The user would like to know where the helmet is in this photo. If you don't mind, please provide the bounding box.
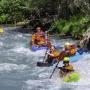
[63,60,69,64]
[63,57,70,64]
[64,57,70,61]
[65,42,70,46]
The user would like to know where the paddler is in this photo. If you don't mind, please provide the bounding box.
[45,46,59,64]
[63,42,77,56]
[36,26,45,36]
[31,27,44,46]
[31,26,48,46]
[58,57,74,77]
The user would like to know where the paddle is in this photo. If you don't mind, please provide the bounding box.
[49,51,65,79]
[42,32,51,62]
[49,60,60,79]
[43,47,48,62]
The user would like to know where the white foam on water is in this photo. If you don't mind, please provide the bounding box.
[66,53,90,86]
[11,45,46,57]
[0,42,3,47]
[23,53,90,90]
[24,77,63,90]
[0,63,29,72]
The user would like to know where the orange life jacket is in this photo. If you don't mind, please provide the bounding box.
[64,45,77,56]
[32,34,36,41]
[69,45,77,56]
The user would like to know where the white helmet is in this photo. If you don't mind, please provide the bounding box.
[65,42,70,46]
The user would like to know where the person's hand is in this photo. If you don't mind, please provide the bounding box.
[46,52,49,54]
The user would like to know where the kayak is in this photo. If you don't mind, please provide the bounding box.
[63,72,80,82]
[37,52,85,67]
[37,62,53,67]
[70,52,85,62]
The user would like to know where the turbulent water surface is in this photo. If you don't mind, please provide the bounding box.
[0,27,90,90]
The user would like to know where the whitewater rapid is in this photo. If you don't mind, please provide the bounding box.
[0,27,89,90]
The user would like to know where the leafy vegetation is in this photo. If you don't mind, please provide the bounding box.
[0,0,90,38]
[49,16,90,39]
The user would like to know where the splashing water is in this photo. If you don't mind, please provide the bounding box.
[0,27,89,90]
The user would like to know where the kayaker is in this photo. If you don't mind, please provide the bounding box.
[45,46,59,64]
[58,57,74,77]
[63,42,77,56]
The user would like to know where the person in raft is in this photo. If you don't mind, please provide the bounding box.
[36,26,45,36]
[62,42,77,56]
[31,26,46,46]
[31,26,51,47]
[58,57,74,77]
[45,46,59,64]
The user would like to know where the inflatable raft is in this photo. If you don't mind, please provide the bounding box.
[31,44,61,51]
[31,45,48,51]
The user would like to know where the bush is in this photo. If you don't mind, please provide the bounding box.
[0,14,8,23]
[48,15,90,39]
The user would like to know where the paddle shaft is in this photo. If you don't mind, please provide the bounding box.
[43,34,51,62]
[43,47,48,62]
[49,61,60,79]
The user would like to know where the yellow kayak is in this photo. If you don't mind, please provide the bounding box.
[0,28,4,33]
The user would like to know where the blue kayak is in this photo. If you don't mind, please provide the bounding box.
[70,52,85,62]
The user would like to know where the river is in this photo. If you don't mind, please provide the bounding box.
[0,27,90,90]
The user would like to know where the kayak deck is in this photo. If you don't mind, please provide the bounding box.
[37,62,53,67]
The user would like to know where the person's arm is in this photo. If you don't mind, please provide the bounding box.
[47,52,54,57]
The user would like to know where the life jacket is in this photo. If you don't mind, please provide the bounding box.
[31,34,40,46]
[35,35,42,41]
[64,45,77,56]
[40,36,46,42]
[69,45,77,56]
[53,51,59,58]
[64,64,74,71]
[48,50,59,59]
[32,34,36,41]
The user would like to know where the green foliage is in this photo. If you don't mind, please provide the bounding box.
[0,14,8,23]
[0,0,28,24]
[49,16,90,38]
